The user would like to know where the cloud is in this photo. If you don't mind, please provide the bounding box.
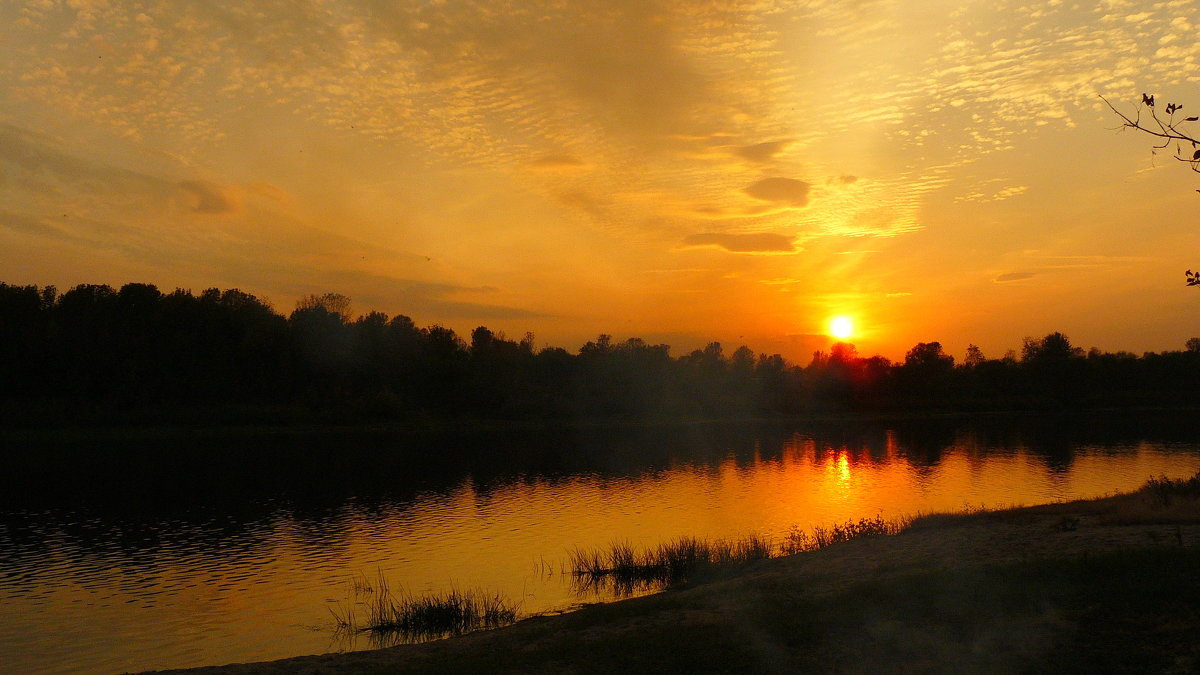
[0,209,61,236]
[247,182,289,202]
[528,154,588,170]
[734,140,791,163]
[295,269,548,321]
[781,333,842,364]
[990,254,1147,285]
[0,124,170,199]
[682,232,796,253]
[555,190,609,219]
[179,181,239,214]
[994,272,1037,282]
[359,0,714,145]
[744,178,811,207]
[1038,255,1149,268]
[414,299,546,320]
[0,208,196,265]
[955,184,1028,203]
[829,206,922,238]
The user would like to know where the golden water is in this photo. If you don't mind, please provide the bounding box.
[2,419,1198,673]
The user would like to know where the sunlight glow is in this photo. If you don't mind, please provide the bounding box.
[830,316,854,340]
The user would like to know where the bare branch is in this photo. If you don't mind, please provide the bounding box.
[1101,94,1200,173]
[1104,94,1200,287]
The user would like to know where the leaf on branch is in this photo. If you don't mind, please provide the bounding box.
[1187,117,1199,122]
[1143,93,1155,107]
[1192,149,1200,160]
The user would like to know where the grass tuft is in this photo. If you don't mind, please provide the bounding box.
[570,534,775,595]
[1143,471,1200,505]
[570,518,911,596]
[1088,470,1200,525]
[333,572,519,642]
[810,514,910,549]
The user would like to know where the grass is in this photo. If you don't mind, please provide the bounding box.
[570,534,775,595]
[783,513,911,553]
[569,469,1200,598]
[321,471,1200,662]
[1144,471,1200,505]
[765,546,1200,673]
[570,515,913,595]
[330,572,519,643]
[954,469,1200,529]
[328,547,1200,674]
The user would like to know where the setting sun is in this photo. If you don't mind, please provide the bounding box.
[830,316,854,340]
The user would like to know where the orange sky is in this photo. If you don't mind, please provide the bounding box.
[2,0,1198,363]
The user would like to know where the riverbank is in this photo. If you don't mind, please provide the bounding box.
[158,475,1200,674]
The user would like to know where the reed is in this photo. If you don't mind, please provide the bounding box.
[335,572,519,640]
[571,515,914,595]
[810,514,909,549]
[1143,471,1200,505]
[570,533,778,595]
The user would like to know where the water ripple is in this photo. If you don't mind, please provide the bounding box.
[2,423,1200,673]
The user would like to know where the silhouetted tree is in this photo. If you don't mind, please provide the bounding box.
[0,283,51,397]
[894,342,955,406]
[1020,332,1086,408]
[8,278,1200,423]
[1021,332,1080,362]
[465,326,535,415]
[296,292,352,319]
[289,293,354,396]
[964,344,985,368]
[418,325,468,411]
[904,342,954,371]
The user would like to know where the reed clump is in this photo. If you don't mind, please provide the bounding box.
[781,515,911,555]
[572,515,914,595]
[332,573,518,641]
[1088,470,1200,526]
[570,534,775,595]
[1143,471,1200,506]
[810,514,910,549]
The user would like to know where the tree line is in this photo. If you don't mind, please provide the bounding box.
[2,281,1200,424]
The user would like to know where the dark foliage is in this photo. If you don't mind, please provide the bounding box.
[3,281,1200,424]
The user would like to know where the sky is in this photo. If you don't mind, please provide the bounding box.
[2,0,1199,364]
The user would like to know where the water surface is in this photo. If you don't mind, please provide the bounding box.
[2,413,1200,673]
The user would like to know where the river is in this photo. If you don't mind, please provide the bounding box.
[2,413,1199,673]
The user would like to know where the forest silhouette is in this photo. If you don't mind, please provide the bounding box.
[3,281,1200,425]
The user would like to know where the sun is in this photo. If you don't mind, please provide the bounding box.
[829,316,854,340]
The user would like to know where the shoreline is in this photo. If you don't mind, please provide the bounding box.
[154,477,1200,674]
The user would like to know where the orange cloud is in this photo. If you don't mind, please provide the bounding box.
[179,181,239,215]
[744,178,811,207]
[682,232,796,253]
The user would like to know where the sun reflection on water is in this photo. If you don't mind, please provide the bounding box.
[2,421,1200,673]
